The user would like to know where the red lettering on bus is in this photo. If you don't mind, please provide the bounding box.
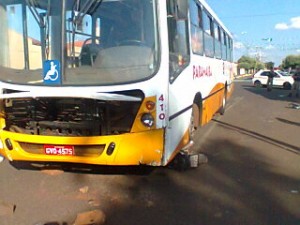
[193,65,212,79]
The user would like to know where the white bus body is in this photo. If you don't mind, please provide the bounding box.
[0,0,234,167]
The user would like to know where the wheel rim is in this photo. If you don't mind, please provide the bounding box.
[222,95,226,108]
[189,104,199,140]
[284,83,291,90]
[255,81,261,87]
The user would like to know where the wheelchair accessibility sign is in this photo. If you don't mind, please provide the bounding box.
[43,60,61,84]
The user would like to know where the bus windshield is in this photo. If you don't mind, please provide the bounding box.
[0,0,158,86]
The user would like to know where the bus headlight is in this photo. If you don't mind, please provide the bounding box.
[141,113,154,127]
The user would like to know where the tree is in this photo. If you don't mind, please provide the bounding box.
[238,56,256,66]
[238,62,251,71]
[281,54,300,69]
[256,62,265,70]
[238,55,263,73]
[265,61,274,69]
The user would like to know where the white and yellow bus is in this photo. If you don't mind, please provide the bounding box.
[0,0,234,167]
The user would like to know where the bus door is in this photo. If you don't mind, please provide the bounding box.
[164,0,193,165]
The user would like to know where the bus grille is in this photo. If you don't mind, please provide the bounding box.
[3,90,143,136]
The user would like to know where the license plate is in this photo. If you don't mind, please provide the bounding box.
[44,145,74,156]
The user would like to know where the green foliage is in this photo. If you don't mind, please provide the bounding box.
[281,55,300,69]
[256,62,265,70]
[238,56,256,66]
[238,55,265,72]
[238,62,251,70]
[265,62,274,69]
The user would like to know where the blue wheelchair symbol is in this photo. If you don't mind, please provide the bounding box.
[43,60,61,84]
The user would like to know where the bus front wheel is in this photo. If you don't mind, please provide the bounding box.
[219,89,227,115]
[189,103,200,140]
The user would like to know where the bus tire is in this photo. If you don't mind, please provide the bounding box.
[193,93,203,125]
[189,103,200,140]
[219,88,227,115]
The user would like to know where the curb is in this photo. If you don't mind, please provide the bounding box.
[234,74,252,79]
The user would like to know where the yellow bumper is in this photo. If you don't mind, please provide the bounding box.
[0,129,164,166]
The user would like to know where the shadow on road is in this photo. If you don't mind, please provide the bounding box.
[242,83,300,104]
[212,119,300,154]
[9,161,156,176]
[276,117,300,127]
[98,138,300,225]
[2,81,300,225]
[3,137,300,225]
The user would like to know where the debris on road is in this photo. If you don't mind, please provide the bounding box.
[289,102,300,109]
[73,210,106,225]
[168,152,209,170]
[79,186,89,194]
[88,199,101,207]
[0,201,16,216]
[198,153,208,164]
[290,190,299,194]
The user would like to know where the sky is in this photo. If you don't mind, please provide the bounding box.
[205,0,300,66]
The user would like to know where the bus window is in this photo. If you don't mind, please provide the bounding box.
[227,36,232,61]
[66,12,94,66]
[222,30,227,60]
[214,23,222,59]
[203,10,214,57]
[0,3,46,70]
[167,0,190,82]
[230,38,234,62]
[189,0,204,55]
[0,0,159,86]
[1,4,25,69]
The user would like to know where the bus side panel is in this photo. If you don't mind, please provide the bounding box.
[164,65,195,165]
[201,82,225,125]
[164,56,229,165]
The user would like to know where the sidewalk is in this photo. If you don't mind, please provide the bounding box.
[234,73,252,79]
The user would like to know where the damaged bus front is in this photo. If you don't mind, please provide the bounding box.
[0,0,167,166]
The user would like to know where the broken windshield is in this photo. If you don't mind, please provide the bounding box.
[0,0,158,86]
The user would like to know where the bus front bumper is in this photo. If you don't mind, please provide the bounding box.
[0,129,164,166]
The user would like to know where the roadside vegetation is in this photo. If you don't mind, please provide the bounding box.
[238,54,300,74]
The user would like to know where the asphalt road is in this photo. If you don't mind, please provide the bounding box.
[0,78,299,225]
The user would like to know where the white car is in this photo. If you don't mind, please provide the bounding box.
[252,70,294,89]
